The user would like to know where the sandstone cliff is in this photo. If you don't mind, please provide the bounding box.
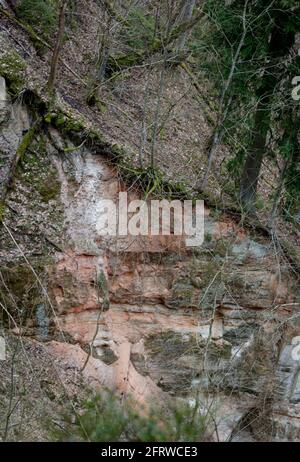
[1,0,300,442]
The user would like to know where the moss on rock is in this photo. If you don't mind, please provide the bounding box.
[17,132,61,202]
[0,50,26,96]
[0,257,52,324]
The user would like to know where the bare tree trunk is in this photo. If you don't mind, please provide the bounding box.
[176,0,196,54]
[47,0,67,95]
[150,63,166,169]
[239,13,296,213]
[279,118,300,221]
[87,14,112,106]
[202,0,249,188]
[139,70,151,168]
[269,158,289,228]
[239,98,270,213]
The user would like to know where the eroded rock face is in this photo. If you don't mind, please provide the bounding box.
[0,87,30,202]
[1,122,300,441]
[40,145,300,441]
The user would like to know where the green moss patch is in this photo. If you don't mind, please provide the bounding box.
[16,0,58,40]
[19,136,61,203]
[0,257,52,324]
[0,50,26,96]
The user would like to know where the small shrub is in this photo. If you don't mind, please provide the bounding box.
[16,0,58,39]
[53,391,209,442]
[119,8,156,52]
